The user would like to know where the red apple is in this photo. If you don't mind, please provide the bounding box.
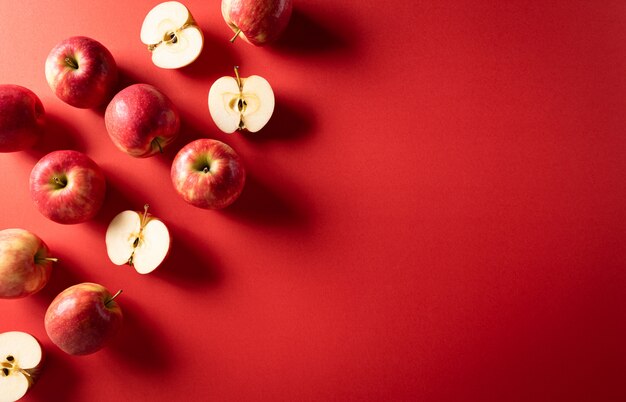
[30,150,106,224]
[0,228,56,299]
[222,0,293,46]
[105,84,180,157]
[0,85,45,152]
[171,139,245,209]
[45,36,118,109]
[45,283,123,356]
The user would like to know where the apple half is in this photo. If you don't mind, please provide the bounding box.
[105,205,171,274]
[208,66,275,133]
[140,1,204,69]
[0,331,43,402]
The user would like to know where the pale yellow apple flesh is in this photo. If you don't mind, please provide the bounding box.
[105,207,170,274]
[140,1,204,69]
[208,69,275,133]
[0,331,43,402]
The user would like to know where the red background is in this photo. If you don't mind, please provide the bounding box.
[1,0,625,401]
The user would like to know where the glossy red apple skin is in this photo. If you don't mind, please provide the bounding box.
[222,0,293,46]
[45,36,118,109]
[30,150,106,224]
[0,85,45,152]
[0,229,53,299]
[171,139,245,209]
[45,283,123,356]
[105,84,180,158]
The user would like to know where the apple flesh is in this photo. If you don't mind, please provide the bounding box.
[30,150,106,224]
[208,66,274,133]
[141,1,204,69]
[45,283,123,356]
[105,84,180,157]
[0,331,44,402]
[106,204,171,274]
[0,85,45,153]
[45,36,118,109]
[171,139,245,209]
[222,0,293,46]
[0,229,56,299]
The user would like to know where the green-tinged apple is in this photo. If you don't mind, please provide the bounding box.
[171,139,245,209]
[0,331,44,402]
[45,36,118,109]
[0,85,45,153]
[222,0,292,45]
[141,1,204,69]
[106,204,171,274]
[0,229,56,299]
[105,84,180,157]
[44,283,123,356]
[30,150,106,224]
[208,66,274,133]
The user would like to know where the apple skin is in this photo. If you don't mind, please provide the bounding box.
[30,150,106,224]
[0,229,54,299]
[0,85,45,152]
[171,139,245,209]
[105,84,180,157]
[222,0,293,46]
[45,36,118,109]
[45,283,123,356]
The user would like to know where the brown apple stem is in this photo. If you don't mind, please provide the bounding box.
[153,138,163,153]
[230,28,242,43]
[64,57,79,69]
[141,204,150,228]
[44,257,59,262]
[53,177,66,187]
[105,289,123,306]
[234,65,242,90]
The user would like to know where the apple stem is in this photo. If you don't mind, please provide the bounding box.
[153,138,163,154]
[234,66,242,90]
[44,257,59,262]
[230,28,242,43]
[53,176,67,188]
[141,204,150,228]
[64,57,79,69]
[105,289,123,306]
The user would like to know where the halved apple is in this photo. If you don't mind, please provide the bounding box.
[140,1,204,69]
[208,66,275,133]
[105,205,171,274]
[0,331,43,402]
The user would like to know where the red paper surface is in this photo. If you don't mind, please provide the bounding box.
[1,1,625,401]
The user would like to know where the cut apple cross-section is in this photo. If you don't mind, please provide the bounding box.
[208,66,275,133]
[0,331,43,402]
[140,1,204,69]
[105,205,171,274]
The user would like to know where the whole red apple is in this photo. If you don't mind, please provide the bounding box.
[171,139,245,209]
[45,283,123,356]
[105,84,180,157]
[45,36,118,108]
[0,85,45,152]
[0,228,56,299]
[222,0,293,46]
[30,150,106,224]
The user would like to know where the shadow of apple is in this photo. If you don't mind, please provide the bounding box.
[104,297,167,374]
[269,9,356,56]
[27,347,81,402]
[241,93,316,144]
[24,112,87,160]
[154,224,224,290]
